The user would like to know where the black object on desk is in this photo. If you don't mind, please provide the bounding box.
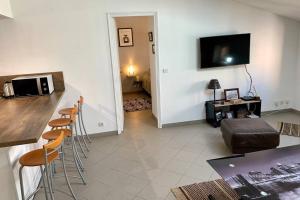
[241,96,256,101]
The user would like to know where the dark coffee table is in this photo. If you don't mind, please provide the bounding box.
[208,145,300,200]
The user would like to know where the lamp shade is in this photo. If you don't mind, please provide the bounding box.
[208,79,221,89]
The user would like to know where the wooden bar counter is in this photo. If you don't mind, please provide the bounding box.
[0,72,65,199]
[0,92,64,200]
[0,91,64,148]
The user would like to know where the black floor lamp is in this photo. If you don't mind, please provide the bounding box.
[208,79,221,104]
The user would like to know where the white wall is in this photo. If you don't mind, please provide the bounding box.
[296,35,300,111]
[0,0,299,131]
[0,0,12,18]
[0,0,118,133]
[116,16,151,93]
[147,17,158,118]
[157,2,300,124]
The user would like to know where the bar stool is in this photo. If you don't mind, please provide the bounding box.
[42,129,72,141]
[59,102,89,153]
[19,132,77,200]
[48,107,86,179]
[78,96,92,143]
[42,128,86,185]
[49,105,87,158]
[59,96,91,143]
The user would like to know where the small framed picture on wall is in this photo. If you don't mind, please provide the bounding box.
[148,32,153,42]
[118,28,134,47]
[152,44,155,54]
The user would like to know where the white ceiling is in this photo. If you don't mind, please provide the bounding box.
[235,0,300,21]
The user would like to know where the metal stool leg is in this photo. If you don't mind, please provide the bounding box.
[74,122,87,158]
[70,125,84,171]
[61,146,78,200]
[49,163,54,194]
[19,166,26,200]
[79,106,92,143]
[74,137,85,171]
[52,160,57,174]
[40,166,50,200]
[77,118,89,152]
[71,135,86,184]
[69,125,84,171]
[45,163,54,200]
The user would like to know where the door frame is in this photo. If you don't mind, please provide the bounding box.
[107,12,162,134]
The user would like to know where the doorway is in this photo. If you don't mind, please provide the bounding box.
[116,16,152,114]
[107,12,162,134]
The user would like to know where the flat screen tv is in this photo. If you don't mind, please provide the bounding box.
[200,33,250,68]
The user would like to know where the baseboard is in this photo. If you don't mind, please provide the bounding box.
[162,119,206,128]
[89,131,118,138]
[162,109,300,128]
[291,108,300,114]
[152,113,157,121]
[87,109,300,132]
[152,113,159,127]
[261,108,298,116]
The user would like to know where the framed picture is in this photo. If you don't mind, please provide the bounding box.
[152,44,155,54]
[224,88,240,101]
[148,32,153,41]
[118,28,134,47]
[225,111,234,119]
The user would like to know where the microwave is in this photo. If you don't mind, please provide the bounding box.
[12,74,54,97]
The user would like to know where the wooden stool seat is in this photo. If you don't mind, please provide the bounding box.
[48,118,72,127]
[42,129,72,140]
[59,107,73,116]
[19,149,59,167]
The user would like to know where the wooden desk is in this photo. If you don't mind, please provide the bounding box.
[0,92,64,147]
[205,99,262,127]
[214,100,261,108]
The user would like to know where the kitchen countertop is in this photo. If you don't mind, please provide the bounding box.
[0,91,64,148]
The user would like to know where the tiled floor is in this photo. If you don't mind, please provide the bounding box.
[34,110,300,200]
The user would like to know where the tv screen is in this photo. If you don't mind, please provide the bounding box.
[200,33,250,68]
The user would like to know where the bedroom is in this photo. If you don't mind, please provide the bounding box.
[116,16,155,116]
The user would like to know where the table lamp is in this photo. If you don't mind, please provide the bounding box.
[208,79,221,104]
[127,65,135,77]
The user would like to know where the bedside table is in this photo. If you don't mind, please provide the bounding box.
[133,80,142,88]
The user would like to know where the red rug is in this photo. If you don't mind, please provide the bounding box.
[123,98,151,112]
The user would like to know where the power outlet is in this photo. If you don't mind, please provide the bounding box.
[285,99,290,107]
[279,100,284,106]
[162,68,169,73]
[98,122,104,127]
[274,100,290,109]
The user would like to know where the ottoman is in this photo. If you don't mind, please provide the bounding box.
[221,118,280,154]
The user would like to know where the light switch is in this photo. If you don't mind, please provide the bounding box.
[162,69,168,73]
